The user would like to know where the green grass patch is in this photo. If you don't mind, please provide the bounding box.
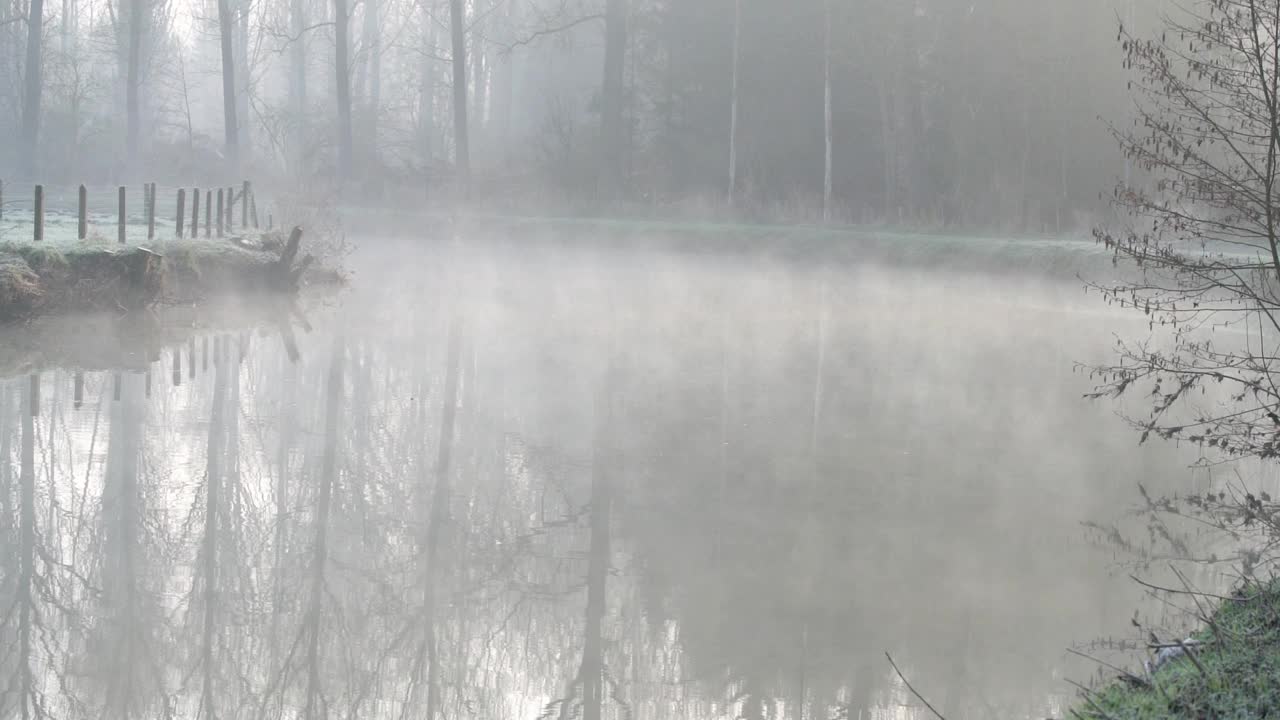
[1076,579,1280,719]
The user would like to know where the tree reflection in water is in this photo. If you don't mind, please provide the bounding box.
[0,242,1213,720]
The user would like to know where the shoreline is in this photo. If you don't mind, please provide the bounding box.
[0,228,343,324]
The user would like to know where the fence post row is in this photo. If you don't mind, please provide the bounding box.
[192,188,201,239]
[78,185,87,240]
[33,185,43,242]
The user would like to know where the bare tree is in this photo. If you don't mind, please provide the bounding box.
[821,0,832,223]
[727,0,741,207]
[449,0,470,194]
[1090,0,1280,459]
[124,0,144,167]
[219,0,242,173]
[598,0,626,195]
[336,0,354,179]
[20,0,45,174]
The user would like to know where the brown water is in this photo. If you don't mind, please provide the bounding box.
[0,234,1237,719]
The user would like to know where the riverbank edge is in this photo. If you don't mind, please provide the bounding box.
[0,232,343,322]
[1072,578,1280,718]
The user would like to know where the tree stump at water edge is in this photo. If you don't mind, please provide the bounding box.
[119,247,164,311]
[270,227,313,292]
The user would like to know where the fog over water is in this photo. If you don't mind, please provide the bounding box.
[0,232,1252,720]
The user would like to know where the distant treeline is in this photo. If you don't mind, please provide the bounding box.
[0,0,1152,230]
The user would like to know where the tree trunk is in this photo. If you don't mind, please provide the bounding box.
[449,0,470,194]
[822,0,832,224]
[238,0,251,156]
[418,0,437,170]
[289,0,306,170]
[421,315,461,720]
[362,0,380,167]
[492,0,515,166]
[727,0,741,206]
[304,336,343,718]
[335,0,354,179]
[599,0,627,196]
[200,338,230,719]
[125,0,143,167]
[20,0,45,174]
[218,0,240,174]
[580,365,614,720]
[17,377,36,718]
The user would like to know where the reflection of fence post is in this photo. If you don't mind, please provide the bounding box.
[205,190,212,237]
[176,188,187,237]
[33,185,43,241]
[78,185,87,240]
[147,183,156,239]
[192,188,201,238]
[242,180,250,227]
[117,186,126,244]
[217,189,224,237]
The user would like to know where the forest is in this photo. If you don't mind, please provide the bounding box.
[1,0,1145,230]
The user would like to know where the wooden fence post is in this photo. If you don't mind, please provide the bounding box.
[33,185,43,241]
[192,188,200,238]
[226,186,234,231]
[117,186,126,244]
[78,185,87,240]
[147,183,156,239]
[242,180,249,227]
[172,346,181,386]
[216,189,224,237]
[250,190,259,229]
[73,372,84,409]
[176,188,187,237]
[205,190,212,237]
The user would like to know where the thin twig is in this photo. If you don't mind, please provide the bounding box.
[1065,679,1120,720]
[1066,648,1150,688]
[884,652,946,720]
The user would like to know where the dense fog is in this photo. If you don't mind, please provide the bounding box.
[8,0,1280,717]
[0,239,1234,720]
[2,0,1151,228]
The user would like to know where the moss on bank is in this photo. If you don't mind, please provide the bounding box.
[1075,579,1280,719]
[0,234,341,322]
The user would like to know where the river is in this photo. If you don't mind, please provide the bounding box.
[0,228,1236,719]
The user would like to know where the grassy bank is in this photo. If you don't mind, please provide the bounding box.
[0,231,341,322]
[1074,579,1280,719]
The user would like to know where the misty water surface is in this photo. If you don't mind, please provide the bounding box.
[0,233,1229,719]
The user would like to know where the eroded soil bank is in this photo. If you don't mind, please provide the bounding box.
[0,230,341,323]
